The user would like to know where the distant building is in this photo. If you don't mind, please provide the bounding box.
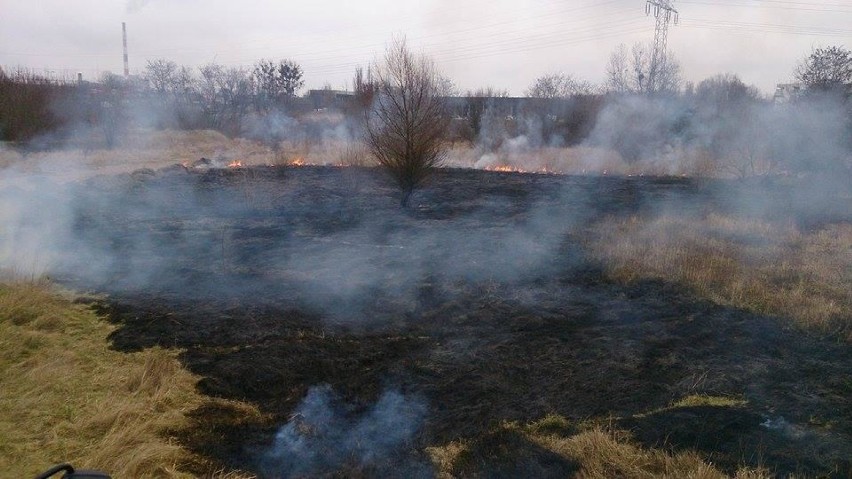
[307,89,355,110]
[773,83,802,103]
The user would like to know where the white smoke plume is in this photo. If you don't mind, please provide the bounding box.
[259,385,430,478]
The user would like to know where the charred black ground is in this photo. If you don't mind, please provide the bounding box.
[44,165,851,477]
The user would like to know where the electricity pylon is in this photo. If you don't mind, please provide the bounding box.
[645,0,678,93]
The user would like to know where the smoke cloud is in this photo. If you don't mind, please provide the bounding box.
[1,74,849,322]
[448,90,850,179]
[0,134,590,324]
[259,385,430,478]
[126,0,153,14]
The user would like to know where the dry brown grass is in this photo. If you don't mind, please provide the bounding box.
[0,129,375,181]
[0,279,257,478]
[444,143,724,177]
[445,144,624,174]
[427,416,771,479]
[2,127,727,181]
[586,214,852,340]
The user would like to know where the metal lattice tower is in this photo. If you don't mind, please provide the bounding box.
[645,0,678,92]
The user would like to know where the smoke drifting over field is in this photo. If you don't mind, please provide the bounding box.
[0,161,589,323]
[0,84,850,314]
[461,92,851,178]
[260,385,429,478]
[0,84,850,478]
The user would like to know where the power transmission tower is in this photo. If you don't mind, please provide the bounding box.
[645,0,678,93]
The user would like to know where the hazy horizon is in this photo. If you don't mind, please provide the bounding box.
[2,0,850,96]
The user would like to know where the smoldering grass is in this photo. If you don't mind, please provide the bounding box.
[260,384,430,478]
[1,129,373,181]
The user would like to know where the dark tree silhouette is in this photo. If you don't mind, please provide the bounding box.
[252,59,304,111]
[365,38,450,207]
[795,46,852,94]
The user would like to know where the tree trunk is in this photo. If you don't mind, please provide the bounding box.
[400,188,414,208]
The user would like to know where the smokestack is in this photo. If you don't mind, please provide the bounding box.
[122,22,129,78]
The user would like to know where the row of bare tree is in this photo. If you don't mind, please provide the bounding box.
[526,43,850,99]
[139,58,305,134]
[1,39,849,207]
[2,41,846,143]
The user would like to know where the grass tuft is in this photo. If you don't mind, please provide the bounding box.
[670,395,747,409]
[428,417,772,478]
[0,280,255,478]
[587,215,852,340]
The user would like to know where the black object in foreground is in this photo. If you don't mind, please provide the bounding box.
[34,464,111,479]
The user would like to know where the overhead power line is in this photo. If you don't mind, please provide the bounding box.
[680,0,852,13]
[2,0,850,82]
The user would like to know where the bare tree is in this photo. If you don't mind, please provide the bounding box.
[98,72,127,148]
[170,65,196,126]
[353,66,378,110]
[463,87,511,142]
[467,87,510,98]
[524,74,597,147]
[725,117,771,178]
[436,74,458,97]
[277,60,304,97]
[691,74,771,176]
[172,66,194,94]
[653,50,682,94]
[606,44,632,93]
[143,59,198,128]
[196,63,253,135]
[605,42,681,94]
[197,63,225,127]
[252,59,304,111]
[695,73,761,107]
[634,43,681,94]
[144,59,179,94]
[795,46,852,94]
[365,37,450,207]
[526,73,595,98]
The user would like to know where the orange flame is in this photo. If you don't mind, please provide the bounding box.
[485,164,556,175]
[228,160,244,168]
[289,157,306,166]
[486,165,521,173]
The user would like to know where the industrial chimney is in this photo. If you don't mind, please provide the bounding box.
[122,22,129,78]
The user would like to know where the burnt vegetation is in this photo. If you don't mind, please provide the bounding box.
[7,164,844,478]
[1,39,852,479]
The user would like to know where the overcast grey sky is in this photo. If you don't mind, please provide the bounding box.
[1,0,850,95]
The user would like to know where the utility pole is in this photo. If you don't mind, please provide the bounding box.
[122,22,129,78]
[645,0,678,93]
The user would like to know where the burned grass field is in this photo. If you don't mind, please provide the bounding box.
[9,164,851,477]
